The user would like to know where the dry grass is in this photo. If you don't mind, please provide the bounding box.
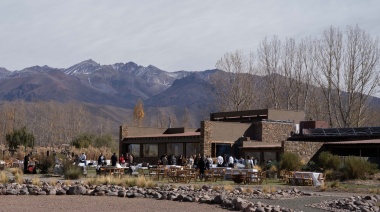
[262,185,277,194]
[244,187,253,194]
[9,168,23,175]
[369,188,380,194]
[319,183,327,192]
[223,185,234,192]
[270,186,277,193]
[212,185,221,191]
[50,180,57,186]
[135,176,155,188]
[0,171,9,183]
[64,180,73,186]
[193,184,201,190]
[253,165,262,172]
[13,172,24,184]
[84,175,156,188]
[329,180,340,188]
[31,177,41,186]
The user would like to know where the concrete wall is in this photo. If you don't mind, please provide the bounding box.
[284,141,324,163]
[206,121,253,141]
[268,109,305,125]
[201,121,253,157]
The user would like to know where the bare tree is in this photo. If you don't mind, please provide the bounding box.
[314,25,380,127]
[258,36,282,109]
[211,50,257,111]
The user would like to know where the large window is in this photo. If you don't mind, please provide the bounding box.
[264,152,277,162]
[129,144,140,157]
[186,143,200,157]
[143,144,158,157]
[216,144,231,157]
[167,143,183,156]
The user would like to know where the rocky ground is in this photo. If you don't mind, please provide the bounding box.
[1,179,378,212]
[1,171,379,212]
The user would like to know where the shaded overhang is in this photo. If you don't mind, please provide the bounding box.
[240,141,283,149]
[324,139,380,147]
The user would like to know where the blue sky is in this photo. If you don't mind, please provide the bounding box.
[1,0,379,72]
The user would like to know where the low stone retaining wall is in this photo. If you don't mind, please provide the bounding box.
[12,179,380,212]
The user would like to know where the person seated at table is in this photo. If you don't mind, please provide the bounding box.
[181,156,188,166]
[245,156,253,169]
[188,155,194,167]
[228,155,234,168]
[170,154,176,165]
[129,154,134,166]
[238,156,245,165]
[206,155,213,168]
[111,153,118,166]
[119,154,125,165]
[217,155,224,167]
[178,154,184,166]
[161,155,168,165]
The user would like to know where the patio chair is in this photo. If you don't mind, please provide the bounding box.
[148,168,159,180]
[204,170,214,182]
[213,168,225,182]
[302,174,313,186]
[286,171,295,185]
[246,171,259,185]
[185,168,198,182]
[258,171,267,184]
[158,167,168,181]
[167,167,178,183]
[176,170,190,183]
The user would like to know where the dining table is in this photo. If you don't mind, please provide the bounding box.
[293,171,323,186]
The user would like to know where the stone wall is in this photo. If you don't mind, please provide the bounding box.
[201,121,212,157]
[119,125,129,155]
[284,141,324,163]
[262,122,293,143]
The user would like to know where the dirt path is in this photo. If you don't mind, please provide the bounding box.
[0,196,227,212]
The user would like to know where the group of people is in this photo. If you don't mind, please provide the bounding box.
[157,153,261,179]
[216,154,259,168]
[97,152,134,167]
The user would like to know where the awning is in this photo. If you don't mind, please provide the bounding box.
[240,141,282,149]
[324,139,380,146]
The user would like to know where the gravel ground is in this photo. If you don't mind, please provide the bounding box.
[248,191,370,212]
[0,196,227,212]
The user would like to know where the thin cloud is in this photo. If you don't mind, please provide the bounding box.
[0,0,379,71]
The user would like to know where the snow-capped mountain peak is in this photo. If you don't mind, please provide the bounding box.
[64,59,101,76]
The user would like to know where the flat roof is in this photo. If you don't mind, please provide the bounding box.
[324,139,380,145]
[125,132,201,139]
[240,141,282,148]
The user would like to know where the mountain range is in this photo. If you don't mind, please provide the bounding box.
[0,60,219,128]
[2,59,380,134]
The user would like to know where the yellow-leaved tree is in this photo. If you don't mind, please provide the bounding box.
[133,98,145,127]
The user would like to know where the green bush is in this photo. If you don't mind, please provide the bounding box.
[318,151,341,170]
[62,158,82,180]
[279,152,303,171]
[36,154,55,174]
[302,160,320,172]
[71,133,94,148]
[342,156,379,179]
[324,169,344,181]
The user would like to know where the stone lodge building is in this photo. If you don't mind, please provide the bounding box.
[119,109,306,164]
